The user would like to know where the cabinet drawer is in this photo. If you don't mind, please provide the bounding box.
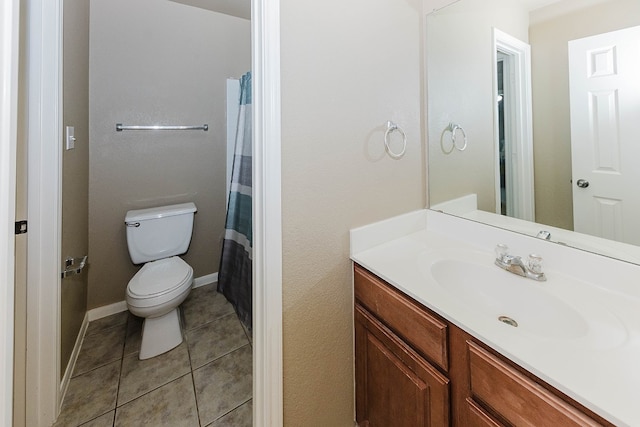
[354,264,448,371]
[465,398,504,427]
[467,341,602,426]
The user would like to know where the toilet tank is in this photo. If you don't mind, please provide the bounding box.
[125,202,197,264]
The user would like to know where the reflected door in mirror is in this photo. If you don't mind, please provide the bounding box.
[569,25,640,245]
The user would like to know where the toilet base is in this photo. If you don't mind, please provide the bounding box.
[139,307,183,360]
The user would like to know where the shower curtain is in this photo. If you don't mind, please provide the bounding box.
[218,72,252,329]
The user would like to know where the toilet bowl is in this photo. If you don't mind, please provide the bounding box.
[126,256,193,359]
[124,202,197,360]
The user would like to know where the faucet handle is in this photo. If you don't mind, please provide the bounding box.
[536,230,552,240]
[528,254,544,274]
[495,244,509,261]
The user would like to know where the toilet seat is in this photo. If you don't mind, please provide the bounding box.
[126,256,193,309]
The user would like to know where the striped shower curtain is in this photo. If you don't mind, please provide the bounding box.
[218,72,252,329]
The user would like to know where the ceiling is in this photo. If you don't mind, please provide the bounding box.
[528,0,613,24]
[169,0,251,20]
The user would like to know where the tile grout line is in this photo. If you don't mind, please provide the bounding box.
[62,314,125,427]
[114,309,198,413]
[115,353,193,408]
[67,288,250,427]
[185,310,238,334]
[186,310,238,334]
[111,313,131,426]
[70,356,122,381]
[209,397,253,425]
[190,341,250,372]
[70,321,128,380]
[113,373,195,421]
[183,310,204,427]
[189,334,253,426]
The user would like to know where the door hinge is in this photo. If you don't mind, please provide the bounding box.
[15,220,27,235]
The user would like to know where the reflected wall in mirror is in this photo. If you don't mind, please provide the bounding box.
[427,0,640,264]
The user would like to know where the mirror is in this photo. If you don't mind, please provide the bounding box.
[427,0,640,264]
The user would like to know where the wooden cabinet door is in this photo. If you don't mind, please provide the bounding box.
[355,305,449,427]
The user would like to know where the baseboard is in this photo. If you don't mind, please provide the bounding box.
[87,300,128,322]
[59,312,89,411]
[193,272,218,288]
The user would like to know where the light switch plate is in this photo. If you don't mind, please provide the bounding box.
[65,126,75,150]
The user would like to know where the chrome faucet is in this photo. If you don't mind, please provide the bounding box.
[494,244,546,281]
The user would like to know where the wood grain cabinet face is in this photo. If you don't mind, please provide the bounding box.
[465,398,505,427]
[467,341,604,427]
[353,264,614,427]
[355,306,450,427]
[354,265,448,370]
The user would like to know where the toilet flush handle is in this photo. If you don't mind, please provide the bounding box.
[126,222,141,227]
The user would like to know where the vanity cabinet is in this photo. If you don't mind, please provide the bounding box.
[354,265,450,426]
[354,264,614,427]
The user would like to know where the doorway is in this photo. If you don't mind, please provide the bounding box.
[22,0,283,425]
[497,54,508,215]
[493,28,535,222]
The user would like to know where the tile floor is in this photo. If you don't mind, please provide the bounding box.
[54,284,253,427]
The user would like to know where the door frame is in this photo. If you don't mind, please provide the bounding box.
[252,0,284,425]
[492,28,535,221]
[24,0,63,424]
[0,0,19,425]
[25,0,283,425]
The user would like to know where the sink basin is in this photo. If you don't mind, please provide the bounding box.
[428,257,590,340]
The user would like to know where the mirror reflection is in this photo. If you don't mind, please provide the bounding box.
[427,0,640,264]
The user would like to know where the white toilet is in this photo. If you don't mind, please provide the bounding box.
[124,202,197,360]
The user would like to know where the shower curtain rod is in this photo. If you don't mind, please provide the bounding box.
[116,123,209,131]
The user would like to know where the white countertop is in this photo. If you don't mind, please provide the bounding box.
[350,209,640,426]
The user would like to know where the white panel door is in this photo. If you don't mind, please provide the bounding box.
[569,25,640,245]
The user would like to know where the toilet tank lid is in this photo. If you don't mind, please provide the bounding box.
[125,202,197,223]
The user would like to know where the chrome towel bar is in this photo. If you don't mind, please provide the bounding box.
[116,123,208,132]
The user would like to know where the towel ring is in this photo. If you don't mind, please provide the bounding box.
[384,121,407,159]
[452,124,468,151]
[440,123,468,154]
[440,126,455,155]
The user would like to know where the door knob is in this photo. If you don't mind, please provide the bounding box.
[576,179,589,188]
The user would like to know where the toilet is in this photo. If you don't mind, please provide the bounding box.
[124,202,197,359]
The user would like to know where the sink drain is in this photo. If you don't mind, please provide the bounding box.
[498,316,518,327]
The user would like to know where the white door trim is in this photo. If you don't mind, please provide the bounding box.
[26,0,283,425]
[252,0,284,424]
[493,28,535,221]
[25,0,63,424]
[0,0,19,425]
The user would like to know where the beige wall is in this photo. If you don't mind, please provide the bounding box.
[280,0,425,424]
[88,0,250,308]
[60,0,90,376]
[530,0,640,229]
[426,0,530,212]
